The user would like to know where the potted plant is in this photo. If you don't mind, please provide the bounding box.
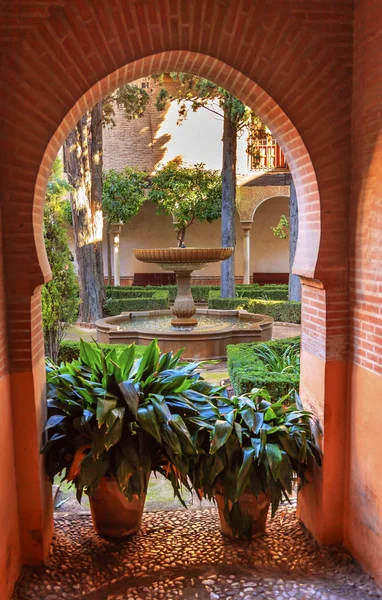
[190,388,321,539]
[42,339,223,537]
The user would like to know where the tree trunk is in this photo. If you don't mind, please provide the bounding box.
[63,104,105,323]
[288,177,301,301]
[220,110,237,297]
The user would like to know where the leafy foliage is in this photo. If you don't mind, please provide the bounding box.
[272,214,289,239]
[148,160,222,246]
[102,168,148,224]
[103,84,151,128]
[227,338,300,397]
[42,340,225,504]
[190,387,320,538]
[208,296,301,324]
[254,341,300,376]
[42,158,80,361]
[58,341,146,364]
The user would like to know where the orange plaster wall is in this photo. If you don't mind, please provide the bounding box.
[345,364,382,587]
[297,351,348,545]
[9,358,53,566]
[0,375,21,600]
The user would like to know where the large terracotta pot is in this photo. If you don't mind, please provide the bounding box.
[89,476,147,538]
[215,486,270,539]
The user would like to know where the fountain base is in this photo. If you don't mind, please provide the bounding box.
[96,309,274,360]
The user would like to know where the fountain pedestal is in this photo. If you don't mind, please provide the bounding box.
[167,265,199,327]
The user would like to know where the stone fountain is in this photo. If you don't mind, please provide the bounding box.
[133,247,234,328]
[96,247,274,359]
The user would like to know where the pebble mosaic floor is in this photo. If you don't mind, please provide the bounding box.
[14,501,381,600]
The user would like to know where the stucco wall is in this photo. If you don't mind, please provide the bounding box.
[0,214,21,600]
[250,197,289,273]
[345,0,382,586]
[68,199,289,280]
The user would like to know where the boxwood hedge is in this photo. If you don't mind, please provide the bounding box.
[227,336,300,397]
[208,294,301,324]
[103,290,169,316]
[106,284,288,304]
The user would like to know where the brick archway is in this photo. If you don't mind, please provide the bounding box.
[0,3,354,592]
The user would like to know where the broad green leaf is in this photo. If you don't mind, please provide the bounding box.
[241,407,255,430]
[137,405,161,443]
[264,407,277,421]
[237,447,255,497]
[119,380,139,418]
[104,416,124,450]
[79,340,101,370]
[135,339,160,381]
[161,422,182,455]
[210,420,233,455]
[150,395,172,423]
[118,344,136,380]
[234,422,242,444]
[115,453,133,492]
[44,414,68,430]
[170,414,196,454]
[266,443,283,480]
[96,398,117,428]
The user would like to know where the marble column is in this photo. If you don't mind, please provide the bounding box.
[241,220,253,284]
[112,224,122,286]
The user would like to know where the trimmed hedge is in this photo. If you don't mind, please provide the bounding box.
[209,297,246,310]
[103,290,169,316]
[246,299,301,323]
[106,284,288,304]
[209,288,288,302]
[58,340,146,363]
[208,295,301,324]
[227,336,300,397]
[106,287,159,299]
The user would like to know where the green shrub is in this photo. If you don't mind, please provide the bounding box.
[103,290,169,316]
[106,287,158,299]
[208,293,301,324]
[105,284,288,305]
[209,287,288,302]
[209,297,247,310]
[227,337,300,396]
[236,288,288,300]
[245,299,301,323]
[58,340,146,363]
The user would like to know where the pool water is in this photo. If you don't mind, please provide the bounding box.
[118,314,256,333]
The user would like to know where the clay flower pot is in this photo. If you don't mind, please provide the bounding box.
[215,485,270,539]
[89,476,147,538]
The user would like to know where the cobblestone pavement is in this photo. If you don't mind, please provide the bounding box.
[14,502,381,600]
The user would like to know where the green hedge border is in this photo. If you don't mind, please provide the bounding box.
[106,283,288,304]
[208,295,301,324]
[58,340,146,363]
[103,290,169,316]
[227,336,300,397]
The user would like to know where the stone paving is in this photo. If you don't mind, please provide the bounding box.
[14,501,381,600]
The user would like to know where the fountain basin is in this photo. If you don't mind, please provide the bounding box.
[96,309,273,360]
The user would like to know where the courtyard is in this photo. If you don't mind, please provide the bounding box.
[1,1,382,600]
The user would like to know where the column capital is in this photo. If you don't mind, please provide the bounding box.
[240,220,253,232]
